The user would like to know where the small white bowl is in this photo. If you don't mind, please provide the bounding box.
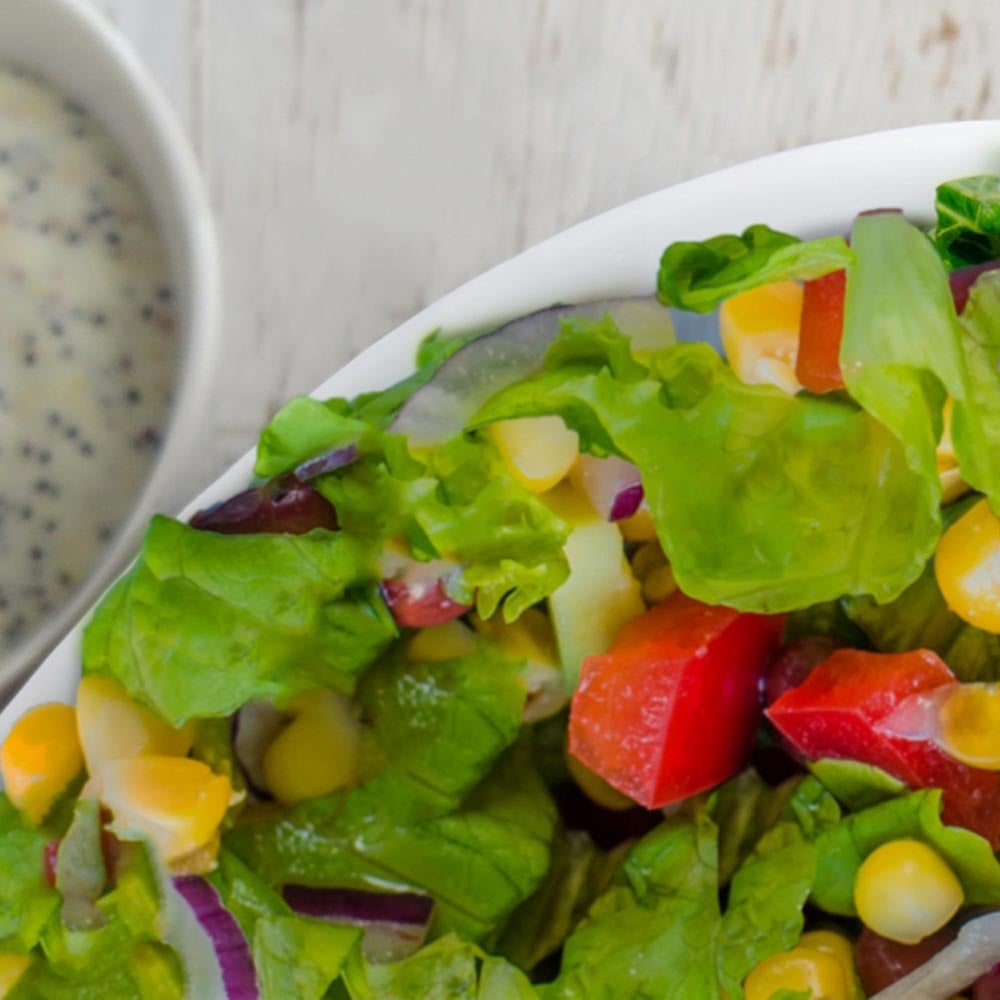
[3,121,1000,740]
[0,0,220,700]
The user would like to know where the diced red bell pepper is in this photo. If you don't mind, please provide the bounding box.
[767,648,1000,847]
[796,269,847,394]
[568,592,785,809]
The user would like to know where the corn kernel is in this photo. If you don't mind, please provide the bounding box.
[263,691,361,806]
[854,839,963,944]
[0,954,30,997]
[408,621,477,662]
[744,946,849,1000]
[101,756,231,863]
[720,281,804,395]
[618,505,659,542]
[0,703,83,825]
[76,677,195,780]
[798,930,861,999]
[938,683,1000,769]
[642,564,678,605]
[935,497,1000,633]
[565,747,635,811]
[488,416,579,493]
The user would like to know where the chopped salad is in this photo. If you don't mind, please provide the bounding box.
[7,176,1000,999]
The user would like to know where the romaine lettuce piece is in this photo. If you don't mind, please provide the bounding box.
[932,175,1000,267]
[82,516,397,725]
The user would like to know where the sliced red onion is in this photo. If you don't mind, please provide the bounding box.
[378,553,472,628]
[174,876,259,1000]
[392,297,675,447]
[232,700,290,799]
[871,912,1000,1000]
[294,443,359,482]
[570,454,643,521]
[190,475,338,535]
[283,886,433,962]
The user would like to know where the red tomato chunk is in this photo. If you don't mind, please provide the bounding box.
[568,592,784,809]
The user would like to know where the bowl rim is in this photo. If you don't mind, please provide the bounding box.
[4,118,1000,728]
[0,0,221,701]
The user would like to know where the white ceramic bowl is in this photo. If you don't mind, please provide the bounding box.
[3,121,1000,743]
[0,0,220,701]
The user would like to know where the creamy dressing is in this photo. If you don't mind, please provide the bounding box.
[0,67,176,653]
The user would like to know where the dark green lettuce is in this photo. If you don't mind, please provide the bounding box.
[931,175,1000,267]
[657,224,852,313]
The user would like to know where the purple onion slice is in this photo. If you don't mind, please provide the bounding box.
[190,475,338,535]
[570,454,644,522]
[294,443,359,482]
[283,885,433,963]
[232,700,290,799]
[392,297,675,447]
[174,877,259,1000]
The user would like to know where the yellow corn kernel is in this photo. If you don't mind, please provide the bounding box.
[0,703,83,825]
[488,416,579,493]
[798,930,861,999]
[0,954,30,997]
[936,497,1000,633]
[629,541,666,581]
[408,621,477,662]
[76,677,195,780]
[643,564,678,605]
[938,683,1000,769]
[565,748,635,812]
[618,505,659,543]
[101,756,231,864]
[262,691,361,806]
[720,281,804,395]
[854,839,963,945]
[937,398,970,504]
[744,946,849,1000]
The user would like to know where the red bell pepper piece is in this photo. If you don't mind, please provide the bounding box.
[767,648,1000,847]
[796,269,847,394]
[568,592,785,809]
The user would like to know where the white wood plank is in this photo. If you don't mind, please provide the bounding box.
[80,0,1000,493]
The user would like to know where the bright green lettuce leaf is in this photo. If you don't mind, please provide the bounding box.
[954,270,1000,508]
[808,759,906,812]
[475,320,935,611]
[255,397,366,479]
[226,642,554,940]
[932,175,1000,267]
[540,811,722,999]
[341,935,539,1000]
[0,794,59,953]
[843,213,1000,522]
[809,788,1000,915]
[82,516,396,724]
[657,224,853,313]
[14,842,184,1000]
[716,821,816,1000]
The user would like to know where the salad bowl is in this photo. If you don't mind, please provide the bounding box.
[4,121,1000,999]
[4,119,1000,736]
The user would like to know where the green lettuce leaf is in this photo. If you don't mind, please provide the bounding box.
[808,759,906,812]
[657,224,853,313]
[226,640,555,940]
[808,788,1000,915]
[206,850,361,1000]
[255,397,366,479]
[475,319,934,611]
[0,795,59,953]
[82,516,396,725]
[932,175,1000,267]
[341,935,538,1000]
[13,842,184,1000]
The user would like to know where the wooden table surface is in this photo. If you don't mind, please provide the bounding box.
[86,0,1000,497]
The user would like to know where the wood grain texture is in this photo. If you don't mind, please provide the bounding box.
[84,0,1000,495]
